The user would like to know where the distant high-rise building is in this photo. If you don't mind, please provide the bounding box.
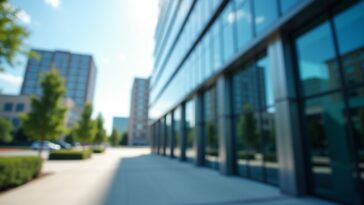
[128,78,149,145]
[112,117,128,134]
[21,49,97,107]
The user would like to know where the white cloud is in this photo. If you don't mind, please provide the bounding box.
[116,53,126,62]
[255,16,265,24]
[16,10,31,24]
[0,73,23,86]
[227,12,236,24]
[44,0,61,8]
[101,57,111,65]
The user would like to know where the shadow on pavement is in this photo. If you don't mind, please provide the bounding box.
[100,154,161,205]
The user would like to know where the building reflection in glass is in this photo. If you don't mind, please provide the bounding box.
[232,53,278,184]
[173,107,182,159]
[203,86,219,169]
[185,99,196,162]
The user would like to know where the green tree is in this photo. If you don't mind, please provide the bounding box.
[0,0,34,71]
[0,118,12,143]
[206,122,218,156]
[237,103,259,158]
[93,113,107,145]
[120,132,128,145]
[109,128,121,146]
[20,69,68,155]
[64,133,76,145]
[73,103,96,147]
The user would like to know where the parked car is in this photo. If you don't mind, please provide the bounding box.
[31,141,61,151]
[54,140,72,149]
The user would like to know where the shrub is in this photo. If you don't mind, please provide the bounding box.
[0,156,43,190]
[49,149,92,160]
[92,147,105,153]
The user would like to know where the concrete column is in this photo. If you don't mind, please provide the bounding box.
[217,75,235,175]
[180,103,187,161]
[195,94,205,166]
[170,112,175,158]
[269,35,306,195]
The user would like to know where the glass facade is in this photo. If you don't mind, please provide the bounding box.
[173,107,182,159]
[165,114,172,157]
[235,0,253,51]
[203,86,219,169]
[151,1,364,204]
[150,0,301,120]
[232,54,277,184]
[294,2,364,203]
[185,99,196,162]
[253,0,278,34]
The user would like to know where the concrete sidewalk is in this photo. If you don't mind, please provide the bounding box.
[0,148,336,205]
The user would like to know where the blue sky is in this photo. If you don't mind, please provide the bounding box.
[0,0,159,133]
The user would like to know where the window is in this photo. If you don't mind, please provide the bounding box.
[69,69,78,76]
[76,89,84,97]
[16,103,25,112]
[235,0,253,50]
[67,81,76,90]
[205,32,213,78]
[185,99,196,162]
[232,53,278,185]
[23,87,33,94]
[75,98,83,105]
[3,103,13,112]
[203,86,219,169]
[257,54,274,107]
[293,3,364,202]
[348,87,364,188]
[295,22,339,96]
[280,0,299,13]
[304,94,357,202]
[173,107,182,159]
[165,114,172,157]
[253,0,278,34]
[78,76,88,83]
[160,117,167,155]
[79,69,89,77]
[221,2,236,63]
[334,1,364,86]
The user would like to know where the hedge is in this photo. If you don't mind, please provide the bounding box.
[92,147,105,153]
[0,156,43,190]
[49,149,92,160]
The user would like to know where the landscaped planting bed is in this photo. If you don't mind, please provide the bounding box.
[92,147,105,153]
[49,149,92,160]
[0,156,43,190]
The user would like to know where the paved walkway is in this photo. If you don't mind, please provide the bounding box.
[0,148,336,205]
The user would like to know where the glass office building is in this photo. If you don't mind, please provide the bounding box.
[21,49,97,107]
[150,0,364,204]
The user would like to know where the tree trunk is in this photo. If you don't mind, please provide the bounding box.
[38,137,44,157]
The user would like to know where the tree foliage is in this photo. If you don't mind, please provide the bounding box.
[20,69,68,142]
[73,103,96,145]
[64,134,76,145]
[0,0,33,71]
[237,103,259,152]
[0,118,12,143]
[109,128,121,146]
[93,113,107,144]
